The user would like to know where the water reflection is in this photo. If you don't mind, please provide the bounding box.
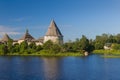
[0,55,120,80]
[0,57,44,80]
[42,57,60,80]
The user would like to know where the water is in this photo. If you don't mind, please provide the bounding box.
[0,55,120,80]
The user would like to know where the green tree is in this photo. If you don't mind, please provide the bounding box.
[73,38,80,51]
[7,39,13,53]
[36,45,43,51]
[13,43,20,53]
[29,42,36,49]
[43,40,53,50]
[79,35,89,51]
[115,34,120,44]
[0,44,8,55]
[43,40,62,53]
[88,39,95,52]
[111,43,120,50]
[20,41,28,53]
[28,42,37,53]
[106,35,116,43]
[51,44,61,53]
[62,41,74,52]
[94,34,109,49]
[95,42,103,50]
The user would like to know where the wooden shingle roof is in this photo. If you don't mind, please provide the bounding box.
[45,20,63,37]
[1,33,12,42]
[20,29,34,41]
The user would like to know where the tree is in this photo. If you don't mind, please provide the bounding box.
[88,39,95,52]
[7,39,13,53]
[73,38,80,51]
[95,42,103,50]
[20,41,28,53]
[51,44,61,53]
[36,45,43,51]
[111,43,120,50]
[115,34,120,44]
[0,44,8,55]
[79,35,89,51]
[62,41,74,52]
[13,43,20,53]
[43,40,53,50]
[29,42,36,49]
[106,35,116,43]
[43,40,63,53]
[94,34,109,50]
[28,42,37,53]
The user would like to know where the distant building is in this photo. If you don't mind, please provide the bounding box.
[35,37,44,45]
[44,20,63,44]
[18,29,35,44]
[0,33,13,44]
[104,43,112,50]
[0,20,63,45]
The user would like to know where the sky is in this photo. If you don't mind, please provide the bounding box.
[0,0,120,41]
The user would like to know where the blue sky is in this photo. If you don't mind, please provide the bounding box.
[0,0,120,41]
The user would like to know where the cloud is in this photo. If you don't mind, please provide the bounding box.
[0,25,22,36]
[0,32,21,35]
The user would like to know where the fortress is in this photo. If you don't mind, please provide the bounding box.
[0,20,63,45]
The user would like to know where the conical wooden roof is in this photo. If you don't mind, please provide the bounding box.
[45,20,63,37]
[20,29,34,41]
[1,33,12,42]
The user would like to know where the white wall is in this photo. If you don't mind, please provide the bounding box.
[44,36,63,44]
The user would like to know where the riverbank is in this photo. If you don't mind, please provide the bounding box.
[93,50,120,55]
[3,52,84,57]
[93,50,120,58]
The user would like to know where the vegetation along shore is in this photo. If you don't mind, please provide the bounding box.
[1,20,120,57]
[1,33,120,57]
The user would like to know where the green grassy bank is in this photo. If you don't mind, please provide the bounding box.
[4,52,84,57]
[93,50,120,58]
[93,50,120,55]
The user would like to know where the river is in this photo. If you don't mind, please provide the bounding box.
[0,55,120,80]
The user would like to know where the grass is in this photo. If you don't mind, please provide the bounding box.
[93,50,120,55]
[4,52,84,57]
[93,49,120,58]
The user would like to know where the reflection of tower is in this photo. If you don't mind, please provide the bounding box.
[42,58,59,80]
[44,20,63,44]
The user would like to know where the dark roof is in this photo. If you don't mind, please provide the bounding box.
[45,20,63,37]
[20,29,34,41]
[1,33,12,42]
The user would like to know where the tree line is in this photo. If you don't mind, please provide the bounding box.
[1,33,120,55]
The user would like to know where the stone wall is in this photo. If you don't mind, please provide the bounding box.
[44,36,63,44]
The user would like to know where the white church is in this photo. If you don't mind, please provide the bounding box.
[0,20,63,45]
